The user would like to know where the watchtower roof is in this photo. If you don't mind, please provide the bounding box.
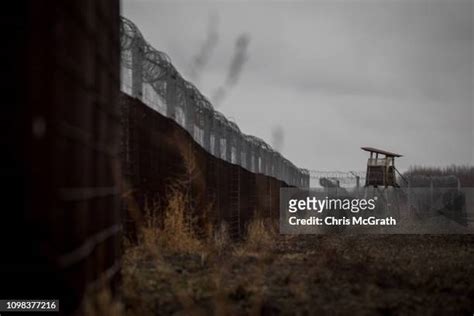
[361,147,402,157]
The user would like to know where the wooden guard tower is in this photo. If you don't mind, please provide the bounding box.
[361,147,402,188]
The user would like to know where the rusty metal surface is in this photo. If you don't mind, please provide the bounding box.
[1,1,121,313]
[121,93,290,239]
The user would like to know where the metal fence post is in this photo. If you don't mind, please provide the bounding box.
[280,160,284,183]
[185,95,195,137]
[257,148,262,174]
[235,133,241,165]
[166,76,177,119]
[274,155,280,181]
[225,127,232,162]
[250,143,255,172]
[221,124,227,160]
[290,165,294,185]
[240,137,247,168]
[287,165,292,185]
[202,110,211,152]
[260,148,266,174]
[214,120,221,158]
[246,141,253,172]
[131,39,144,99]
[266,151,272,176]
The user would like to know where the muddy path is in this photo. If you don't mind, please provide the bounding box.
[122,235,474,315]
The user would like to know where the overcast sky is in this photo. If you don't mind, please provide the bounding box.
[123,0,473,172]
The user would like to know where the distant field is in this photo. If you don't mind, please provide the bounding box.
[122,233,474,315]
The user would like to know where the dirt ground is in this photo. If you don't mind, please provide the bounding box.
[122,234,474,315]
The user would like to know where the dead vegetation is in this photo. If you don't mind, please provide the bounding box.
[119,141,474,315]
[120,180,474,315]
[118,164,474,315]
[233,217,278,258]
[120,173,280,315]
[120,185,474,315]
[149,188,203,254]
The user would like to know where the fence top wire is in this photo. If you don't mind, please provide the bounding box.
[120,16,309,186]
[309,170,366,186]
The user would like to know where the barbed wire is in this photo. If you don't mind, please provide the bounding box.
[309,170,366,187]
[120,17,309,187]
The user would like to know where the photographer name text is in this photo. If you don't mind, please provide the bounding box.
[286,196,397,227]
[288,216,397,226]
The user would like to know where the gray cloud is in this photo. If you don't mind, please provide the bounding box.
[123,0,473,171]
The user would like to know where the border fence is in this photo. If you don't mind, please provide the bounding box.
[4,5,473,314]
[121,94,287,238]
[309,170,366,188]
[119,17,310,188]
[2,1,121,314]
[4,8,310,314]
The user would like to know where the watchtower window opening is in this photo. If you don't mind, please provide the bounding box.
[361,147,402,188]
[367,157,394,167]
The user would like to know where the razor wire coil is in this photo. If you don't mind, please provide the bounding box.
[120,16,310,187]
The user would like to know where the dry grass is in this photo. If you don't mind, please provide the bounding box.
[121,190,474,316]
[121,172,210,315]
[212,222,231,254]
[121,202,280,315]
[156,188,203,254]
[124,191,204,262]
[130,136,209,256]
[120,138,284,314]
[235,217,278,255]
[121,191,207,315]
[118,146,474,315]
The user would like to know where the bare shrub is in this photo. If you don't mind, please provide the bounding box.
[131,188,204,256]
[212,222,231,253]
[132,134,209,255]
[159,187,204,253]
[235,217,278,255]
[248,217,278,246]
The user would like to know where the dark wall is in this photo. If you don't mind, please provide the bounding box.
[1,1,121,314]
[0,1,286,313]
[121,94,289,239]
